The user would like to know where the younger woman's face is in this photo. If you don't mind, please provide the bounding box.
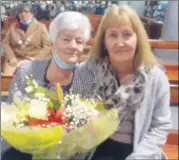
[105,24,137,65]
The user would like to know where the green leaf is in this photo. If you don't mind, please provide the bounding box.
[52,100,61,112]
[47,101,53,108]
[14,97,28,110]
[45,90,58,101]
[35,87,46,93]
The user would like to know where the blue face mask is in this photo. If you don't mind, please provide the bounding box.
[40,5,46,10]
[20,18,33,25]
[53,52,78,70]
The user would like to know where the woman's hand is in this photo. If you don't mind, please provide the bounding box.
[9,58,18,67]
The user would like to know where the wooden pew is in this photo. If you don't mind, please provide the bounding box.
[150,40,178,105]
[162,129,179,160]
[1,56,5,73]
[163,64,178,105]
[1,14,164,41]
[149,40,179,49]
[1,75,13,96]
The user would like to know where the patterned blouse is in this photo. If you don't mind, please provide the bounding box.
[7,58,75,103]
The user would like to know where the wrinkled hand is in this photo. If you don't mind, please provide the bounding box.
[9,58,18,67]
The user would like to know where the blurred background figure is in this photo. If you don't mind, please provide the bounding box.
[48,2,58,19]
[1,4,6,32]
[2,3,52,75]
[95,1,106,15]
[36,1,50,20]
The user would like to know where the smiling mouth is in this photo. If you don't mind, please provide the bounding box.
[114,51,128,54]
[66,53,78,56]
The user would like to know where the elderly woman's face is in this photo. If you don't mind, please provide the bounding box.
[54,29,84,64]
[104,24,137,64]
[18,8,34,22]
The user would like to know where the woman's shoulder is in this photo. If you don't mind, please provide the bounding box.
[18,58,51,77]
[77,57,97,72]
[35,19,47,29]
[148,65,170,93]
[150,65,169,83]
[74,58,97,84]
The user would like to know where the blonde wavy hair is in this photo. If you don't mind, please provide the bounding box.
[89,5,157,71]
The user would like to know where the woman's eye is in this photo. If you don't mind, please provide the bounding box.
[124,32,132,38]
[63,38,70,42]
[109,34,117,38]
[77,41,83,45]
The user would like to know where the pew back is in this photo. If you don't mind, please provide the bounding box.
[1,75,13,96]
[2,14,163,40]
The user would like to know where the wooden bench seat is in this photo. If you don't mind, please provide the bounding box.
[163,129,178,160]
[164,64,178,84]
[1,75,13,96]
[162,144,178,160]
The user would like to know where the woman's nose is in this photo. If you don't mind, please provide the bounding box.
[69,39,77,49]
[22,12,26,16]
[115,37,125,47]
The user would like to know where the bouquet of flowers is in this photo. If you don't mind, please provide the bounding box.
[1,76,120,159]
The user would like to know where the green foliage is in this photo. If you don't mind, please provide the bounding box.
[25,76,62,111]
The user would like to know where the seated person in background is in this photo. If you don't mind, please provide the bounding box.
[2,3,52,75]
[1,11,91,160]
[36,1,50,20]
[1,4,6,32]
[1,19,3,32]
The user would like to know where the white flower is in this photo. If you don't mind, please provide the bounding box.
[34,93,45,98]
[28,99,48,120]
[32,79,38,88]
[25,86,34,93]
[1,112,9,122]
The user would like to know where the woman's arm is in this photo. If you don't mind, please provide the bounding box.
[3,26,17,63]
[7,65,26,104]
[126,72,172,159]
[39,23,52,58]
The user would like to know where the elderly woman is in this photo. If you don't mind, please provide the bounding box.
[73,5,172,160]
[2,3,52,75]
[1,11,91,160]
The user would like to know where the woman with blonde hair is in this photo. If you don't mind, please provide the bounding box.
[73,5,171,160]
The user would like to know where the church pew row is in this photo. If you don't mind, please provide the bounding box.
[2,14,163,40]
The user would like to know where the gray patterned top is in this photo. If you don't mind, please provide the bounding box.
[7,58,52,103]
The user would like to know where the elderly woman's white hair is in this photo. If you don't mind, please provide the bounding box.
[49,11,91,43]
